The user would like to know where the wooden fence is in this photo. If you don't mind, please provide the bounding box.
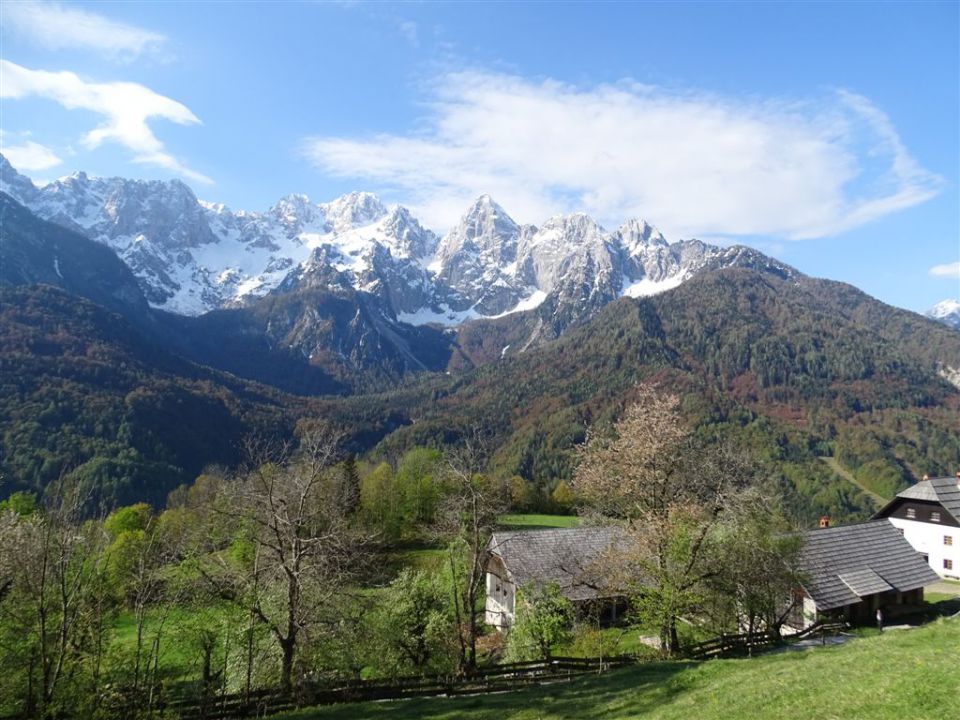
[687,620,849,660]
[686,629,779,659]
[162,655,637,720]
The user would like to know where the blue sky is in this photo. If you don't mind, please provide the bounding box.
[1,0,957,313]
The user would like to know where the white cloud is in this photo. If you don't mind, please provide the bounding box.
[929,262,960,279]
[303,71,941,237]
[398,20,419,47]
[0,60,211,184]
[1,138,62,171]
[3,1,166,61]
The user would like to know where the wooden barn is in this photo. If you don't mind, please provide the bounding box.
[789,519,939,629]
[484,526,625,630]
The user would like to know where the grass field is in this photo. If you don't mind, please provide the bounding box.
[497,514,581,530]
[275,617,959,720]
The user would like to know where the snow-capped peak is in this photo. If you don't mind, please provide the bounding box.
[927,298,960,330]
[2,153,805,334]
[929,298,960,318]
[616,218,668,254]
[441,194,520,257]
[320,191,386,231]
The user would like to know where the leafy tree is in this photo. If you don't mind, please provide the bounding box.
[104,503,152,539]
[573,385,751,654]
[550,480,575,514]
[0,491,37,517]
[373,568,456,676]
[396,447,444,527]
[505,583,573,661]
[708,492,805,638]
[360,462,402,539]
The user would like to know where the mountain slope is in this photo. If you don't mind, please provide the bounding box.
[0,192,150,321]
[323,268,960,522]
[0,284,301,505]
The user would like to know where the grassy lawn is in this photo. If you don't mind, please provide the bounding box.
[275,617,959,720]
[110,602,249,687]
[498,514,582,530]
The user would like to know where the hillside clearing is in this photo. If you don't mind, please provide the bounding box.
[276,618,959,720]
[819,456,887,508]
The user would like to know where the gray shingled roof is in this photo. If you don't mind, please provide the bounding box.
[838,568,892,597]
[882,475,960,524]
[488,527,625,601]
[799,519,939,611]
[897,483,939,503]
[926,476,960,523]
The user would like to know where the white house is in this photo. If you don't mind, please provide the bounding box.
[872,473,960,580]
[788,519,940,630]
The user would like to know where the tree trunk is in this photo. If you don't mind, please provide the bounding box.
[670,621,680,655]
[279,638,295,694]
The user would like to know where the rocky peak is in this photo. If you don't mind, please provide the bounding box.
[0,153,39,204]
[320,191,387,231]
[269,193,325,235]
[616,218,668,255]
[438,194,520,266]
[378,206,438,259]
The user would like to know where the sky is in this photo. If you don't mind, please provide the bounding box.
[1,0,958,314]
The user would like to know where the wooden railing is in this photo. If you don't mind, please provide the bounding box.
[687,620,850,660]
[686,629,779,659]
[161,655,638,720]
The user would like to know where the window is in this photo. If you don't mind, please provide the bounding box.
[946,536,954,547]
[906,508,916,519]
[945,559,954,571]
[931,511,941,523]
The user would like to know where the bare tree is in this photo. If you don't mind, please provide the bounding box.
[0,480,107,717]
[204,425,367,693]
[435,430,507,674]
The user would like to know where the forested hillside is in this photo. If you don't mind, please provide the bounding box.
[2,209,959,526]
[321,269,960,522]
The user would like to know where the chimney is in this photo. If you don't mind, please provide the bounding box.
[922,475,929,481]
[956,471,960,488]
[819,516,830,529]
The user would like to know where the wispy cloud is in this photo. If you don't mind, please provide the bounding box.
[0,60,211,184]
[0,137,62,171]
[3,1,167,61]
[303,71,941,236]
[930,261,960,279]
[398,20,419,48]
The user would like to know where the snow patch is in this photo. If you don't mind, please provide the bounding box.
[501,290,547,314]
[53,257,63,279]
[621,274,686,298]
[397,304,482,327]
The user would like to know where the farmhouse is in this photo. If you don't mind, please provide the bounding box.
[484,526,625,630]
[788,519,939,630]
[872,473,960,580]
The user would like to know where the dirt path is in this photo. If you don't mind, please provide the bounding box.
[819,457,887,507]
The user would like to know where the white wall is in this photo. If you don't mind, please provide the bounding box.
[888,517,959,580]
[485,572,516,629]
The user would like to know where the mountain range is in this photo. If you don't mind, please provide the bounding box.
[0,156,797,323]
[1,155,959,521]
